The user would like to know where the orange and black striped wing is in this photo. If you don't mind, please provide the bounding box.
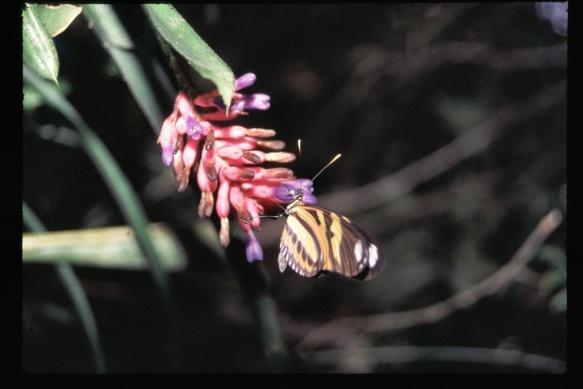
[278,205,384,280]
[278,207,324,277]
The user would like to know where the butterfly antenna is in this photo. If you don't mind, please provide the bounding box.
[311,153,342,183]
[275,202,288,213]
[297,139,303,176]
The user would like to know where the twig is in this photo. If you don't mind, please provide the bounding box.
[297,208,563,349]
[404,4,478,53]
[357,170,499,236]
[304,40,565,154]
[320,80,566,215]
[332,38,565,183]
[305,4,477,146]
[386,42,567,84]
[303,345,565,373]
[357,155,563,240]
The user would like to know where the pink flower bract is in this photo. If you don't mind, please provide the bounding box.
[157,73,317,262]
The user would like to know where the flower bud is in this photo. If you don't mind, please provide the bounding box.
[235,73,257,90]
[220,217,230,247]
[265,152,296,163]
[198,191,214,218]
[256,140,285,150]
[245,230,263,263]
[216,179,231,218]
[246,128,276,138]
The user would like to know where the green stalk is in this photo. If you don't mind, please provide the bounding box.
[82,4,164,134]
[23,65,174,312]
[23,202,107,373]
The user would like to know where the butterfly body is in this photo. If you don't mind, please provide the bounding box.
[277,188,384,280]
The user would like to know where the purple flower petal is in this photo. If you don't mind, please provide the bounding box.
[161,147,174,166]
[273,179,317,203]
[235,73,257,90]
[245,230,263,262]
[186,116,202,139]
[285,178,314,193]
[302,193,318,205]
[273,185,295,203]
[243,94,271,110]
[230,99,246,115]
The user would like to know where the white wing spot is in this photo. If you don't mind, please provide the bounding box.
[354,240,363,262]
[368,244,379,268]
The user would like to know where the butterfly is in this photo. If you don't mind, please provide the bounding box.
[274,154,384,280]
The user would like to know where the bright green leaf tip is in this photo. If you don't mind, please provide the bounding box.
[23,3,60,84]
[34,4,83,37]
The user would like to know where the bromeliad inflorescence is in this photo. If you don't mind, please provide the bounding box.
[157,73,316,262]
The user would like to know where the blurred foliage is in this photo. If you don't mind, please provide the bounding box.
[23,202,106,373]
[22,4,566,373]
[536,244,566,312]
[82,4,165,133]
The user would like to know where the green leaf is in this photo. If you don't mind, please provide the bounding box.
[24,65,174,311]
[23,224,187,272]
[22,4,59,84]
[23,202,107,373]
[143,4,234,108]
[22,202,46,232]
[33,4,82,37]
[82,4,133,50]
[82,4,164,132]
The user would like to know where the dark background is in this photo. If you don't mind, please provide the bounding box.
[23,4,566,373]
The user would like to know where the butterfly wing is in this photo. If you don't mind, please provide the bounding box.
[278,206,325,277]
[278,204,384,280]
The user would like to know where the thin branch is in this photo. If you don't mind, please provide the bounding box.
[297,208,563,349]
[357,154,564,240]
[320,80,566,215]
[304,40,565,151]
[386,42,567,84]
[305,4,477,144]
[303,345,565,374]
[403,4,479,53]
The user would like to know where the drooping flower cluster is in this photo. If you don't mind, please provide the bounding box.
[157,73,316,262]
